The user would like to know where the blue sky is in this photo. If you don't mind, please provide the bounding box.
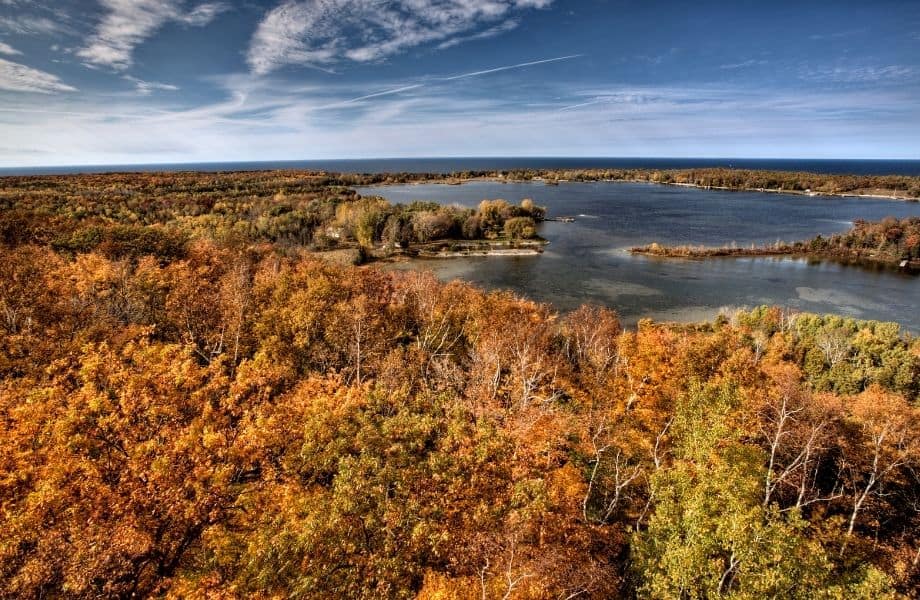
[0,0,918,166]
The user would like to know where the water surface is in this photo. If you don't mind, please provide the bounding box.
[358,181,920,330]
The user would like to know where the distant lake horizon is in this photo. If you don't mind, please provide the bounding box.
[3,157,920,177]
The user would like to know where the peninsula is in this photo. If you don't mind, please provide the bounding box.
[631,217,920,270]
[0,171,548,265]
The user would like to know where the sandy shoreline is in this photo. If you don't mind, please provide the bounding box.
[417,247,543,258]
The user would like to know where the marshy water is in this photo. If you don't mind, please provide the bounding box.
[357,181,920,330]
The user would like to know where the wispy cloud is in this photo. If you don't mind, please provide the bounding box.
[123,75,180,95]
[0,15,69,36]
[317,84,425,110]
[313,55,581,110]
[178,2,229,26]
[802,65,916,83]
[247,0,553,75]
[436,19,520,50]
[2,74,919,167]
[809,29,864,41]
[0,57,77,93]
[720,59,768,70]
[77,0,228,70]
[557,91,669,112]
[442,54,581,81]
[0,42,22,56]
[557,97,608,111]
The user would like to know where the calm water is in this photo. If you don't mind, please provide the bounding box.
[357,181,920,330]
[3,157,920,176]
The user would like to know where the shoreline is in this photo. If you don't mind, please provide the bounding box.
[355,167,920,203]
[630,244,920,272]
[313,238,548,265]
[6,166,919,202]
[408,238,547,259]
[416,247,543,258]
[369,175,920,203]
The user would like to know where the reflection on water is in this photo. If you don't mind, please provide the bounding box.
[359,181,920,330]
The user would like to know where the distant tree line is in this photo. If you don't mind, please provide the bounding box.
[335,167,920,199]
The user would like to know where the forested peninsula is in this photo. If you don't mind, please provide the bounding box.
[1,170,920,598]
[0,171,547,265]
[632,217,920,269]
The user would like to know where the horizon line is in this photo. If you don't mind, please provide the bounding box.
[2,155,920,171]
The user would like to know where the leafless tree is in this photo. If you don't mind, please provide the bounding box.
[582,415,642,524]
[816,326,850,367]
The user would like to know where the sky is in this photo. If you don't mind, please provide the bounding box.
[0,0,919,166]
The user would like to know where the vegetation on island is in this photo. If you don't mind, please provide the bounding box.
[0,171,919,598]
[632,217,920,269]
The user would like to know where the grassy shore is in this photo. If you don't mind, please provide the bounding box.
[414,238,547,257]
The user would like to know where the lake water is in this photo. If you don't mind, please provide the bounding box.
[357,181,920,330]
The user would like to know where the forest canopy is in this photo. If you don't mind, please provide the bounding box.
[0,170,918,598]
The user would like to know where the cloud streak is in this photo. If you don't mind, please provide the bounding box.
[123,75,180,95]
[436,19,520,50]
[313,54,582,110]
[77,0,228,70]
[0,14,69,36]
[802,65,916,83]
[6,81,919,167]
[442,54,581,80]
[0,57,77,93]
[720,59,768,70]
[317,84,425,109]
[0,42,22,56]
[247,0,552,75]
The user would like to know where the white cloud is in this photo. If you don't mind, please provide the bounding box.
[2,81,919,167]
[247,0,553,75]
[0,42,22,55]
[803,65,916,83]
[309,54,579,109]
[442,54,580,81]
[720,59,767,70]
[123,75,180,95]
[3,59,919,167]
[0,15,68,36]
[808,29,863,41]
[77,0,228,69]
[0,57,77,93]
[179,2,230,26]
[437,19,519,50]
